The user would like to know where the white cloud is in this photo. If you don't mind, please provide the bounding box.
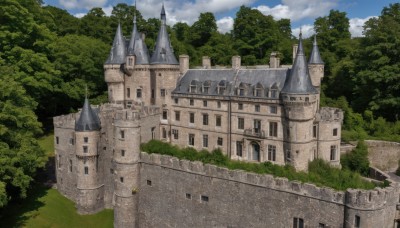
[292,24,314,38]
[349,16,375,37]
[74,13,86,18]
[59,0,107,10]
[255,0,339,22]
[217,17,234,33]
[102,5,113,16]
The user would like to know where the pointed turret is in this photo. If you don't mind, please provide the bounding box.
[150,4,179,65]
[105,23,127,65]
[127,14,150,65]
[127,15,139,55]
[75,98,101,131]
[309,35,324,64]
[282,33,317,94]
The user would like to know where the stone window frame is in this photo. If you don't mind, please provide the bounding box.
[175,111,180,121]
[269,122,278,137]
[127,88,131,98]
[238,117,245,130]
[217,101,221,108]
[270,105,278,114]
[202,113,209,125]
[121,150,125,157]
[333,128,338,136]
[238,103,243,110]
[267,145,276,161]
[136,88,142,98]
[203,134,208,148]
[217,137,223,146]
[174,98,179,104]
[254,119,262,134]
[162,110,168,120]
[172,129,179,139]
[188,134,195,146]
[215,115,222,127]
[293,217,304,228]
[270,84,279,98]
[69,159,72,172]
[236,141,243,157]
[56,136,59,144]
[83,146,88,153]
[189,112,195,124]
[160,89,166,97]
[189,99,194,106]
[354,215,361,228]
[203,100,207,107]
[330,145,337,161]
[313,125,318,138]
[84,166,89,175]
[162,128,167,139]
[84,137,88,143]
[255,104,261,112]
[254,83,264,97]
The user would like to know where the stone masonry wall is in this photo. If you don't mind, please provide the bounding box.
[366,140,400,172]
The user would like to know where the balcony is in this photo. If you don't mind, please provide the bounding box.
[244,128,265,138]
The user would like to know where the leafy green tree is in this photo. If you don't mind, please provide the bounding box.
[341,141,370,176]
[79,8,113,44]
[43,6,80,36]
[189,12,218,47]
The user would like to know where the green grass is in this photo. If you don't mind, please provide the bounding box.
[0,133,114,227]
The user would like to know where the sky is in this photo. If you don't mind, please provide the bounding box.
[45,0,398,38]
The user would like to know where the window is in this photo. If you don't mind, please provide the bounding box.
[190,113,195,124]
[216,115,221,127]
[151,89,154,98]
[201,195,209,202]
[84,166,89,175]
[136,89,142,98]
[318,223,325,228]
[83,146,88,153]
[121,150,125,157]
[355,215,360,228]
[313,125,317,138]
[84,137,88,143]
[172,129,179,139]
[56,136,59,144]
[203,100,207,107]
[120,177,124,183]
[270,106,277,114]
[203,135,208,148]
[330,145,337,161]
[58,155,61,168]
[147,180,152,186]
[203,86,209,93]
[293,217,304,228]
[268,145,276,161]
[290,97,296,101]
[255,104,260,112]
[217,101,221,108]
[238,118,244,129]
[305,97,309,102]
[186,193,192,199]
[333,128,338,136]
[270,89,277,98]
[254,119,261,134]
[174,98,179,104]
[238,103,243,110]
[188,134,195,146]
[120,130,125,139]
[190,99,194,106]
[236,141,243,157]
[286,149,291,160]
[162,110,168,120]
[162,128,167,139]
[128,58,133,66]
[190,85,197,93]
[175,111,180,121]
[269,122,278,137]
[69,138,74,145]
[217,137,223,146]
[160,89,166,97]
[203,114,209,125]
[151,127,156,139]
[239,88,245,96]
[127,88,131,98]
[69,160,72,172]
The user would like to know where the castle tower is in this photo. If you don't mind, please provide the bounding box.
[105,23,126,104]
[74,98,104,214]
[281,33,319,171]
[113,111,141,228]
[308,35,324,108]
[150,3,180,106]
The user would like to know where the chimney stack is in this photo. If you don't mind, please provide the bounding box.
[202,56,211,69]
[179,55,189,75]
[232,56,241,70]
[269,52,280,68]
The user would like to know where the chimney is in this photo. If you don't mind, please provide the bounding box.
[292,44,298,63]
[232,56,241,70]
[269,52,280,68]
[202,56,211,69]
[179,55,189,75]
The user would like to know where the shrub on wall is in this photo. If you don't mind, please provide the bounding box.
[340,140,370,176]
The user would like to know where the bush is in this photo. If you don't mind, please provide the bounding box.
[341,140,370,176]
[141,140,377,190]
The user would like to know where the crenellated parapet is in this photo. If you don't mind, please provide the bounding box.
[316,107,344,123]
[345,185,399,210]
[53,113,77,129]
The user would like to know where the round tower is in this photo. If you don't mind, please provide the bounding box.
[75,98,104,214]
[281,34,319,171]
[104,23,126,104]
[308,35,324,108]
[113,110,141,228]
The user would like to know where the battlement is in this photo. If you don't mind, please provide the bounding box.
[317,107,344,122]
[345,184,399,209]
[53,113,76,128]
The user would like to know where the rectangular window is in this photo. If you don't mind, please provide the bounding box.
[162,110,168,120]
[189,99,194,106]
[147,180,152,186]
[84,137,88,143]
[270,106,277,114]
[217,101,221,108]
[268,145,276,161]
[190,113,195,124]
[84,166,89,175]
[120,130,125,139]
[137,88,142,98]
[313,125,317,138]
[271,89,277,98]
[162,128,167,139]
[355,215,360,228]
[121,150,125,157]
[318,223,325,228]
[269,122,278,137]
[255,104,260,112]
[203,100,207,107]
[217,137,223,146]
[333,128,338,136]
[238,103,243,110]
[160,89,166,97]
[188,134,195,146]
[56,136,59,144]
[69,138,74,145]
[120,177,124,183]
[69,160,72,172]
[58,155,61,168]
[186,193,192,199]
[127,88,131,98]
[238,118,244,129]
[175,111,180,121]
[174,98,178,104]
[254,119,261,134]
[151,89,154,99]
[83,146,88,153]
[203,114,209,125]
[172,129,179,139]
[293,217,304,228]
[216,115,221,127]
[330,145,337,161]
[203,134,208,148]
[236,141,243,157]
[201,195,209,202]
[287,149,291,160]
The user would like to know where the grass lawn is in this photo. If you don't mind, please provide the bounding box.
[0,134,114,227]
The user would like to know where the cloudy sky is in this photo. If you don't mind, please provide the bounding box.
[46,0,397,37]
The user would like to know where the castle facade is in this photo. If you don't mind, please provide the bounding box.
[54,5,400,227]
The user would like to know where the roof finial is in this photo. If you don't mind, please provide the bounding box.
[85,84,88,99]
[299,27,302,39]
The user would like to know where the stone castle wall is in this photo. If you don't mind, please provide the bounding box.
[366,140,400,172]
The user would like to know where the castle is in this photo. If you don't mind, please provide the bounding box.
[54,5,400,228]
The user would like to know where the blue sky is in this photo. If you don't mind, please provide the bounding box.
[44,0,398,37]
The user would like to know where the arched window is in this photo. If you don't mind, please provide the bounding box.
[218,80,226,95]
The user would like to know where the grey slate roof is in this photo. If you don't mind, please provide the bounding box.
[127,16,150,65]
[281,34,318,94]
[308,35,324,64]
[150,5,179,65]
[105,23,127,65]
[75,98,101,131]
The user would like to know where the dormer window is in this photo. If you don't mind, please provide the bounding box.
[254,83,264,97]
[203,81,210,94]
[128,58,133,66]
[270,83,278,98]
[218,80,226,95]
[190,80,198,93]
[238,83,246,96]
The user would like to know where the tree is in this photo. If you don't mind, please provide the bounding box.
[189,12,217,47]
[341,141,370,176]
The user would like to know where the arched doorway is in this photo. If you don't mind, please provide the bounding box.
[249,142,260,161]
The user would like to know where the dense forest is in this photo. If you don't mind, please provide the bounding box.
[0,0,399,207]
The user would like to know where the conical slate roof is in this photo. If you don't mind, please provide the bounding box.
[105,23,127,65]
[308,35,324,64]
[75,98,101,131]
[282,34,317,94]
[127,15,139,55]
[150,4,179,65]
[127,15,150,64]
